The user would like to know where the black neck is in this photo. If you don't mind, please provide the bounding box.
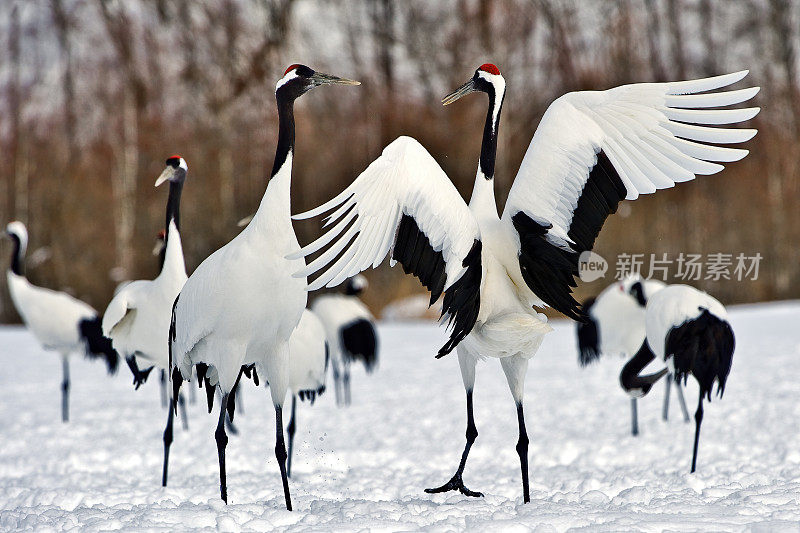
[479,87,502,180]
[620,343,667,394]
[270,95,296,178]
[163,179,183,270]
[8,234,23,276]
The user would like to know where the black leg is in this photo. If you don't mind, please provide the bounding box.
[332,366,342,406]
[160,369,167,408]
[662,376,671,421]
[691,393,704,473]
[61,356,70,423]
[162,402,174,487]
[178,392,189,431]
[425,389,483,498]
[225,412,239,435]
[287,395,297,478]
[677,381,691,423]
[215,392,230,503]
[631,398,639,436]
[343,370,351,406]
[515,401,531,504]
[275,405,293,511]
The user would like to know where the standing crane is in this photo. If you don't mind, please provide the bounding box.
[312,275,378,406]
[102,156,189,486]
[640,284,734,473]
[168,64,359,510]
[577,276,690,435]
[292,65,758,502]
[5,221,118,422]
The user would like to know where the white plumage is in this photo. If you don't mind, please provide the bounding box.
[643,284,734,473]
[646,285,729,362]
[284,308,328,478]
[101,157,190,487]
[294,65,758,502]
[311,275,378,406]
[5,221,118,422]
[103,220,186,375]
[287,309,328,399]
[167,64,359,509]
[581,276,666,361]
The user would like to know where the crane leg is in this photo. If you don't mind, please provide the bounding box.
[691,393,704,473]
[343,369,351,406]
[235,384,244,415]
[178,392,189,431]
[425,389,483,498]
[274,404,293,510]
[332,365,342,406]
[676,380,691,423]
[160,370,167,408]
[162,401,174,486]
[215,392,230,503]
[662,376,671,421]
[189,374,197,405]
[631,398,639,436]
[515,401,531,504]
[286,395,297,478]
[61,355,70,423]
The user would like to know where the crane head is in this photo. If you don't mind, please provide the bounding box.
[276,64,360,100]
[4,221,28,253]
[442,63,505,105]
[155,155,188,187]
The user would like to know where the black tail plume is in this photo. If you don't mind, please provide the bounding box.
[665,309,735,401]
[340,318,378,373]
[79,316,119,374]
[576,297,600,366]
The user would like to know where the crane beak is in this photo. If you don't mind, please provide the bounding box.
[310,72,361,86]
[155,167,175,187]
[442,79,476,106]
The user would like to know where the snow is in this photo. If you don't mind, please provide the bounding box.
[1,301,800,531]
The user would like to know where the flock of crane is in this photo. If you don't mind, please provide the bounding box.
[4,63,757,510]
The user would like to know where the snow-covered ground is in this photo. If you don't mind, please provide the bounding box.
[1,301,799,531]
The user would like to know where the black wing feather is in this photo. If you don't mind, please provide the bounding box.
[513,150,626,321]
[391,213,481,358]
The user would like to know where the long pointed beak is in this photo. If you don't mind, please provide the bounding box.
[311,72,361,86]
[442,79,476,106]
[155,167,174,187]
[641,368,669,386]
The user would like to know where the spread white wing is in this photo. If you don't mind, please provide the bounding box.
[501,71,759,320]
[292,136,481,357]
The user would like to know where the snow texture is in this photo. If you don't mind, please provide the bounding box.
[1,301,799,531]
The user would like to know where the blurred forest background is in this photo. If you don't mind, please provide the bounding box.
[0,0,794,322]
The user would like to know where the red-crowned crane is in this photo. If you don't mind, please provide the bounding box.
[292,65,758,502]
[578,276,690,435]
[4,221,118,422]
[311,275,378,406]
[102,157,189,486]
[167,64,358,509]
[641,284,734,473]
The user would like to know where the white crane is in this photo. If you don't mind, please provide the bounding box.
[284,308,328,478]
[311,275,378,406]
[639,284,734,473]
[577,276,690,435]
[102,156,189,486]
[4,221,119,422]
[167,64,359,509]
[292,64,758,502]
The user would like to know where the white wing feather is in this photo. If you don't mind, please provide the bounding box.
[292,136,480,292]
[501,71,759,244]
